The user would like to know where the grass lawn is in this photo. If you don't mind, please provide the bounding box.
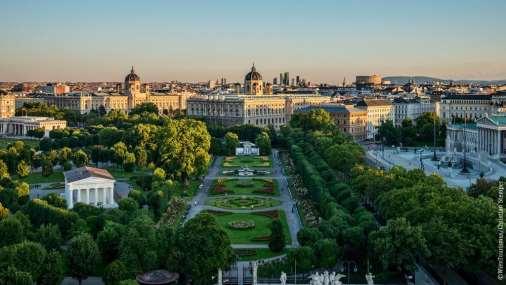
[206,196,280,210]
[223,156,271,168]
[0,138,39,149]
[235,248,286,261]
[211,178,277,196]
[206,210,291,245]
[19,171,64,184]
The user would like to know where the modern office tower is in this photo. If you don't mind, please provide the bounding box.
[296,75,300,86]
[283,72,289,85]
[273,77,278,85]
[221,78,227,86]
[291,78,295,86]
[279,73,283,85]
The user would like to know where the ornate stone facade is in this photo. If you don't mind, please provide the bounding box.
[187,65,331,129]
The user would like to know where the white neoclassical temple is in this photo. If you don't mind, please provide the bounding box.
[64,166,117,209]
[0,116,66,137]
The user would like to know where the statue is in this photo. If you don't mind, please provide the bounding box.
[280,272,287,285]
[329,272,335,284]
[310,272,321,285]
[366,272,375,285]
[323,271,330,285]
[333,274,346,285]
[252,261,258,285]
[217,268,222,285]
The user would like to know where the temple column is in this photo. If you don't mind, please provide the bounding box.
[497,130,501,158]
[67,189,73,209]
[108,188,114,205]
[85,188,89,204]
[76,189,81,204]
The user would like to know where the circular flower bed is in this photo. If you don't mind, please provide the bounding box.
[208,196,280,210]
[228,220,256,230]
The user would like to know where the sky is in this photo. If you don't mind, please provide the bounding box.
[1,0,505,83]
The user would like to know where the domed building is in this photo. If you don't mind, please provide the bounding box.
[187,63,331,129]
[244,64,263,95]
[124,66,141,97]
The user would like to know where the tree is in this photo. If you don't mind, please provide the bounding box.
[255,131,271,155]
[41,159,53,177]
[0,202,9,219]
[0,217,24,247]
[177,213,234,285]
[66,233,100,285]
[313,239,339,268]
[118,197,138,213]
[224,132,239,155]
[73,149,89,167]
[59,147,73,165]
[287,246,314,272]
[269,219,285,252]
[6,241,47,280]
[130,102,159,115]
[38,250,65,285]
[290,109,334,131]
[14,182,30,204]
[123,152,136,172]
[27,128,45,138]
[370,217,429,272]
[377,120,399,145]
[42,192,67,208]
[16,160,31,178]
[119,215,158,274]
[97,222,126,263]
[35,224,62,251]
[153,167,166,181]
[157,119,211,183]
[297,227,323,247]
[104,260,129,285]
[0,267,33,285]
[0,159,9,179]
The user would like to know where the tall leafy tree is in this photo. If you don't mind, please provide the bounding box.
[177,213,234,285]
[269,219,285,252]
[66,233,100,285]
[224,132,239,155]
[370,217,429,272]
[255,131,271,155]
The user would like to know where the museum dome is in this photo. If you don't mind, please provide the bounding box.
[245,64,262,81]
[125,66,140,82]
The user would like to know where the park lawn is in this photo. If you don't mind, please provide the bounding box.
[222,156,271,168]
[211,178,278,196]
[206,210,291,245]
[105,167,151,181]
[0,138,39,149]
[19,171,64,184]
[235,248,287,261]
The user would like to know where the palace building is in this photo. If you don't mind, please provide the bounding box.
[17,67,193,114]
[187,64,331,129]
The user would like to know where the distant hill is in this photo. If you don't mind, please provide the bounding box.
[383,76,506,85]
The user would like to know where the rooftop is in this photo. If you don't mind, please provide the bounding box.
[64,166,114,183]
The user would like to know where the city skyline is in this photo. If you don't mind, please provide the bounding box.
[1,0,506,83]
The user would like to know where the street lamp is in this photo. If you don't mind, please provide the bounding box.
[341,261,358,284]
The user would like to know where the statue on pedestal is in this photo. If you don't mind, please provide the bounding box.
[333,273,346,285]
[252,261,258,285]
[217,268,222,285]
[366,272,375,285]
[280,272,287,285]
[310,272,321,285]
[323,271,330,285]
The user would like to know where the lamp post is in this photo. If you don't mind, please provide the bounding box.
[432,112,438,161]
[341,261,358,284]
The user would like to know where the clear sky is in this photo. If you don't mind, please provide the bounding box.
[1,0,505,83]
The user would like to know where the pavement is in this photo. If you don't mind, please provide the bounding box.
[366,148,506,188]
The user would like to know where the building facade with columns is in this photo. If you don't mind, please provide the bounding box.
[446,114,506,160]
[0,116,66,137]
[64,166,117,209]
[16,67,193,115]
[476,114,506,159]
[187,64,331,129]
[0,94,15,118]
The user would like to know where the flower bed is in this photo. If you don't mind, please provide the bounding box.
[251,235,271,242]
[208,196,280,210]
[228,220,256,230]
